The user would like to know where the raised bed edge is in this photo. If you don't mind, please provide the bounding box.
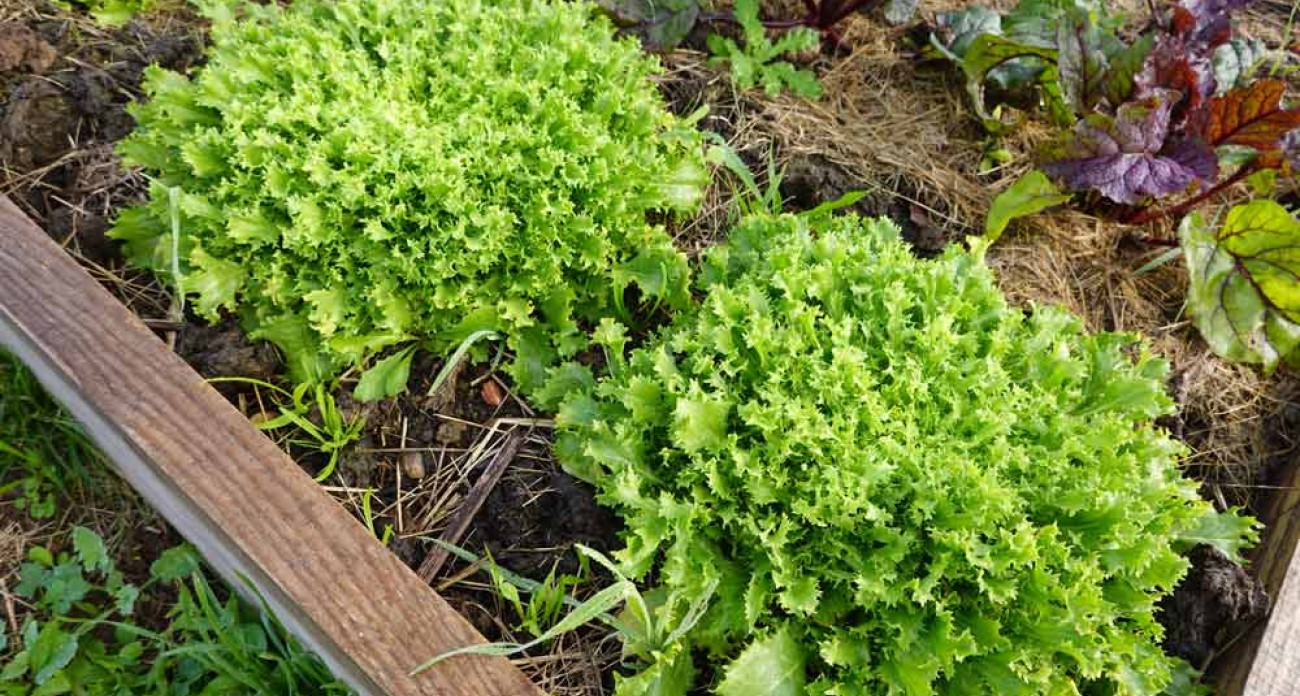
[1215,452,1300,695]
[0,196,544,696]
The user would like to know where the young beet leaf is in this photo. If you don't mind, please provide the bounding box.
[1182,201,1300,373]
[1042,91,1217,204]
[1190,79,1300,150]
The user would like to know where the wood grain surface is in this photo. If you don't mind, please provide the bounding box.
[0,196,544,696]
[1216,450,1300,696]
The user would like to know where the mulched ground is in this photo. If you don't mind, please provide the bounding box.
[3,0,1298,691]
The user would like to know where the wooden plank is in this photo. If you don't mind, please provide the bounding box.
[0,196,544,696]
[1215,456,1300,696]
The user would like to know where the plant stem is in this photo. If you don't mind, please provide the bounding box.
[1134,234,1180,246]
[1122,165,1258,225]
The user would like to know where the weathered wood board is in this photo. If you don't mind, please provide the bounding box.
[0,196,544,696]
[1216,453,1300,696]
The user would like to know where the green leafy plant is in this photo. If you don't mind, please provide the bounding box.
[935,0,1300,371]
[551,212,1255,694]
[215,377,365,482]
[112,0,707,398]
[0,353,101,520]
[2,531,351,695]
[1181,200,1300,372]
[600,0,917,52]
[50,0,165,26]
[488,554,589,640]
[708,0,824,98]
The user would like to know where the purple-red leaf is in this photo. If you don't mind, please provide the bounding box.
[1191,80,1300,150]
[1136,35,1214,117]
[1044,92,1216,204]
[1171,0,1256,49]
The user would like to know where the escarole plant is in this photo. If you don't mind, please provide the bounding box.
[552,213,1255,695]
[111,0,707,397]
[935,0,1300,372]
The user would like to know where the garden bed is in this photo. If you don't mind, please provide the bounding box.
[3,0,1299,693]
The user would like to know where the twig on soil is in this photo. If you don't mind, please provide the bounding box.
[417,427,525,581]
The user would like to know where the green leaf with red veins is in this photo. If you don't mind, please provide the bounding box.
[1056,9,1110,113]
[1182,201,1300,373]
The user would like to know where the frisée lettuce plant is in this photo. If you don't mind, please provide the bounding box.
[111,0,707,397]
[552,212,1255,695]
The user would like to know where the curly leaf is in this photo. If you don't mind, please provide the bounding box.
[985,170,1071,241]
[616,646,694,696]
[1193,79,1300,150]
[715,627,805,696]
[1043,92,1215,204]
[1182,202,1300,372]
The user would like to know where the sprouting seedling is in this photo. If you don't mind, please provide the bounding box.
[410,542,716,674]
[208,377,365,481]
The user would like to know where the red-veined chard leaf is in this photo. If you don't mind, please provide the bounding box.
[1043,91,1217,204]
[597,0,700,50]
[960,33,1061,123]
[1135,34,1214,117]
[1056,8,1111,113]
[1191,79,1300,151]
[1171,0,1257,49]
[985,170,1071,241]
[1181,201,1300,373]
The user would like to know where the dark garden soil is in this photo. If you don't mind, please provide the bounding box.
[2,0,1298,692]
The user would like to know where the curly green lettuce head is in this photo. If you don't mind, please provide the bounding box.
[554,213,1254,695]
[111,0,706,390]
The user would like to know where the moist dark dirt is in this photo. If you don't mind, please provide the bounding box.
[1163,546,1270,670]
[0,13,203,264]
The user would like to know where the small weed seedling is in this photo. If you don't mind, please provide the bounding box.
[213,377,365,482]
[2,529,351,694]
